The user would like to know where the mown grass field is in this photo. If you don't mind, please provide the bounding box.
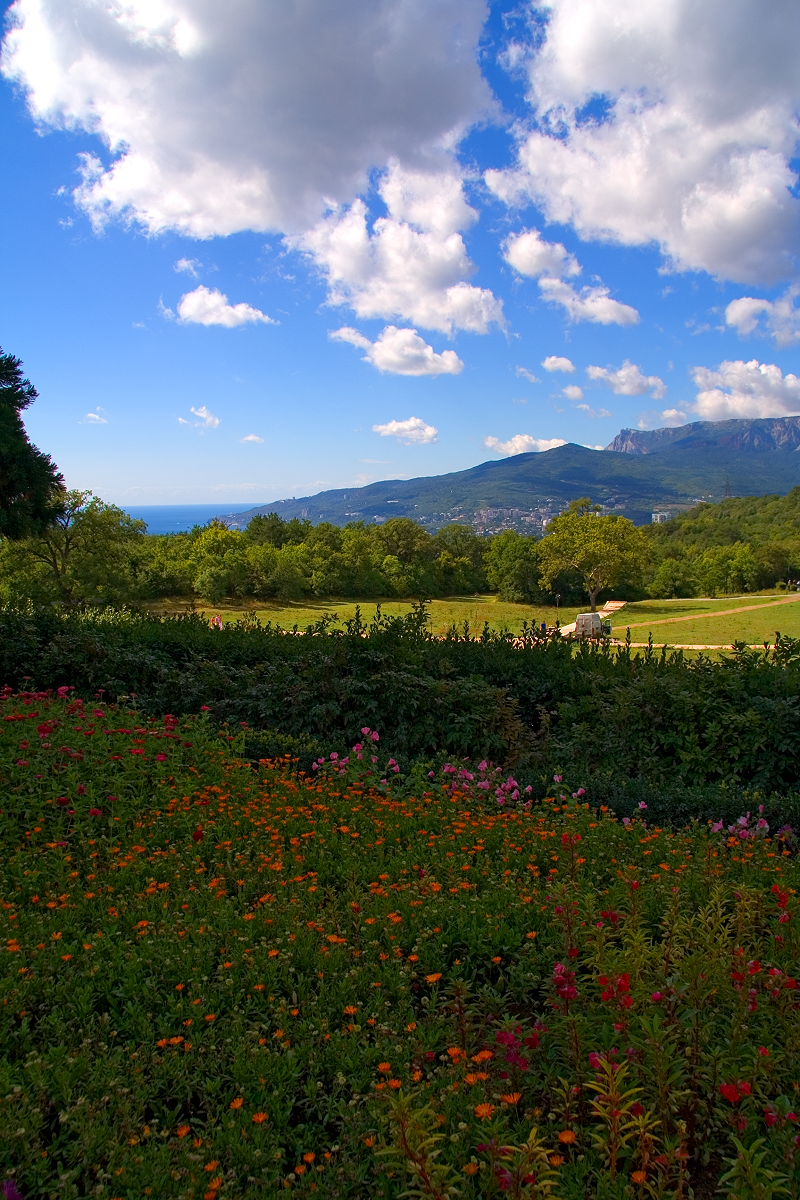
[2,691,799,1199]
[152,593,800,647]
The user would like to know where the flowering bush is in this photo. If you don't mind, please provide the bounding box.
[1,690,799,1199]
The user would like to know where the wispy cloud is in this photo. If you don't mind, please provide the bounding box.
[82,406,107,424]
[179,405,220,429]
[240,434,264,443]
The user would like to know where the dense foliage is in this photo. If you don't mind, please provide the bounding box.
[2,692,798,1199]
[4,489,800,610]
[1,604,799,826]
[0,348,64,540]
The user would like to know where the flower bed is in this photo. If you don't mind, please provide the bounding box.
[1,690,798,1198]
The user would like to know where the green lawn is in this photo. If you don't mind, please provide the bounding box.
[151,592,800,646]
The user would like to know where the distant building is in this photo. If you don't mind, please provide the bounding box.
[651,511,671,524]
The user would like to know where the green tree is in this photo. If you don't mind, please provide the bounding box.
[538,499,648,611]
[0,348,64,538]
[484,530,542,602]
[0,490,146,606]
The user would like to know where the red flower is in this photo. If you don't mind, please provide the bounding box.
[193,828,205,842]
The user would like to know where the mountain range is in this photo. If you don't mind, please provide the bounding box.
[221,416,800,532]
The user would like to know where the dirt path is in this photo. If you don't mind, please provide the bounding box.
[622,592,800,630]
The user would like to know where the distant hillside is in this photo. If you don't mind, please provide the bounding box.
[221,416,800,532]
[607,415,800,455]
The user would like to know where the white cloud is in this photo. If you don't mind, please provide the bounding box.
[372,416,439,444]
[241,434,264,444]
[725,288,800,346]
[484,434,567,456]
[2,2,491,238]
[331,325,463,376]
[563,385,584,401]
[587,360,666,399]
[576,402,611,418]
[82,407,107,424]
[177,286,274,328]
[485,0,800,285]
[503,228,580,279]
[660,408,689,426]
[175,257,201,278]
[516,366,539,383]
[539,278,639,326]
[179,405,220,429]
[542,355,575,373]
[691,359,800,420]
[297,184,503,335]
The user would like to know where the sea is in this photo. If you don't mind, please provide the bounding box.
[123,504,255,535]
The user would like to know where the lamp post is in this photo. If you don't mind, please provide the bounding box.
[555,593,561,628]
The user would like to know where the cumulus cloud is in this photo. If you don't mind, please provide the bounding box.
[241,434,264,444]
[297,180,503,335]
[179,405,220,429]
[503,228,580,279]
[587,360,666,399]
[176,286,274,328]
[563,385,584,401]
[2,1,491,238]
[484,434,567,455]
[660,408,689,426]
[485,0,800,285]
[331,325,463,376]
[691,359,800,420]
[725,288,800,346]
[542,355,575,373]
[539,278,639,326]
[372,416,439,444]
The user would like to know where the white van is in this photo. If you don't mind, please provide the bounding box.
[574,612,612,638]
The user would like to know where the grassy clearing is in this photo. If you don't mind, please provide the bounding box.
[150,593,800,646]
[2,691,799,1199]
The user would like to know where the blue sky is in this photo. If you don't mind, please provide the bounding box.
[2,0,799,508]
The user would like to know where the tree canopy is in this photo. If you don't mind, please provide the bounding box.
[0,348,64,539]
[537,499,649,611]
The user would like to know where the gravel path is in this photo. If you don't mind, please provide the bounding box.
[622,592,800,630]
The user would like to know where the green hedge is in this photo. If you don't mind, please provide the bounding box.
[2,603,799,824]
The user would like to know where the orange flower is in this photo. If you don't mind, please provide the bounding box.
[252,1112,269,1123]
[230,1097,244,1109]
[501,1092,522,1104]
[558,1129,577,1144]
[474,1103,496,1120]
[463,1162,480,1176]
[631,1170,648,1184]
[549,1154,565,1167]
[425,972,443,983]
[464,1072,490,1085]
[377,1061,392,1073]
[176,1125,191,1138]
